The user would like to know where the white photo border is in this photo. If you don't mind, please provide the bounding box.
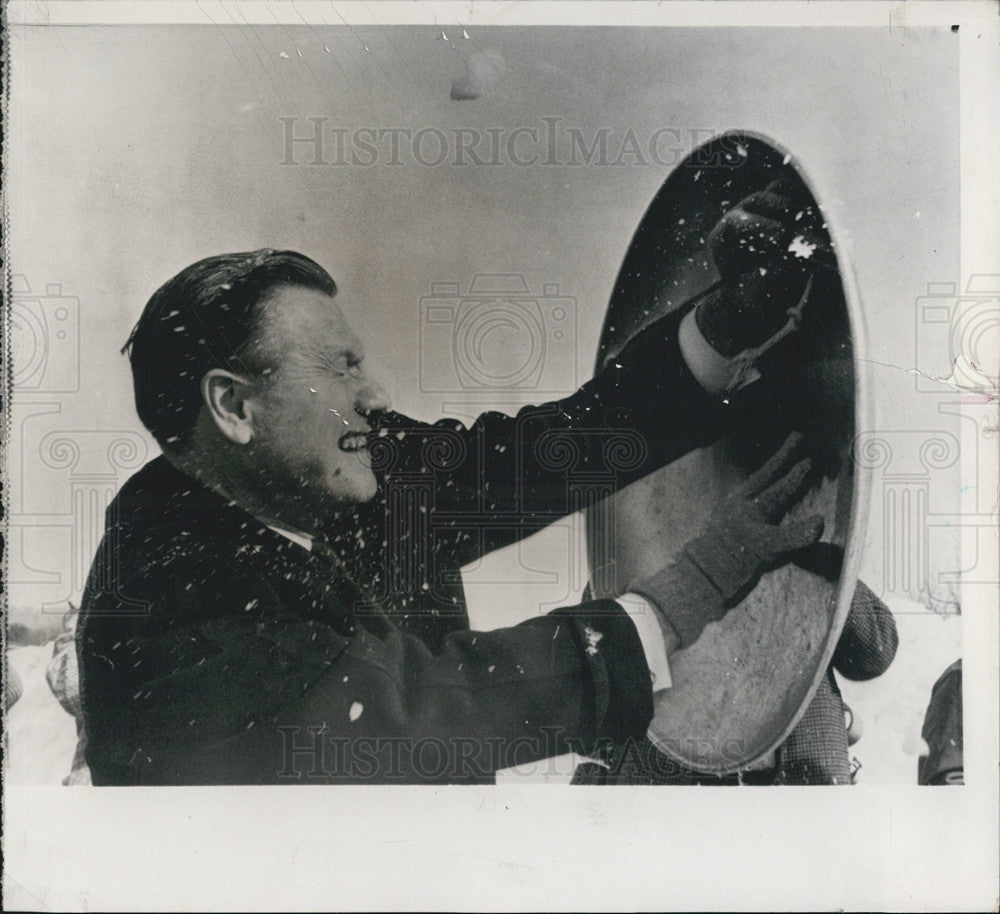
[3,2,997,911]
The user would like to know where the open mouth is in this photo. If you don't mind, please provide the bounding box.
[338,431,369,453]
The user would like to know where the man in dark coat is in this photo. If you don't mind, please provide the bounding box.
[78,196,824,785]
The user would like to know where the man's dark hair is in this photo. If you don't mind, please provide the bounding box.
[122,249,336,452]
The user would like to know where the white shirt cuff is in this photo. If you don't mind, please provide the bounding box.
[616,592,673,692]
[677,308,761,395]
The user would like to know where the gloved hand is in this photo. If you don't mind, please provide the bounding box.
[696,181,821,358]
[630,433,825,649]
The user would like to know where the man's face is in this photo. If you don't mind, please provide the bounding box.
[243,284,390,528]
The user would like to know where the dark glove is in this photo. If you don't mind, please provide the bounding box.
[631,433,825,649]
[696,182,821,358]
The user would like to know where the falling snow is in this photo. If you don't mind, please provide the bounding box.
[788,235,817,260]
[583,624,603,656]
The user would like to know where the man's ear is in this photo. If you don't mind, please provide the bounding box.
[202,369,257,445]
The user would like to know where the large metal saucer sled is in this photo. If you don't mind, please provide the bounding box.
[586,131,871,775]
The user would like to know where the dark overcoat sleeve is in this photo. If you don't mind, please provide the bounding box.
[366,308,726,566]
[80,547,653,785]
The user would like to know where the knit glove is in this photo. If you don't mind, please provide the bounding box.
[696,182,821,358]
[630,433,825,649]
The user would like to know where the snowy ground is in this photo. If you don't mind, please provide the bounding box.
[3,598,958,787]
[5,644,80,787]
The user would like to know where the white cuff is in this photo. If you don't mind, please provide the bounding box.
[678,275,813,394]
[616,592,673,692]
[677,308,761,395]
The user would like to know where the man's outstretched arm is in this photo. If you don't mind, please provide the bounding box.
[365,305,730,564]
[365,185,816,565]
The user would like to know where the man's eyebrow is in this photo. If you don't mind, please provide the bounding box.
[323,343,365,362]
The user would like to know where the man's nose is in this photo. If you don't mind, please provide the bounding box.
[356,373,391,417]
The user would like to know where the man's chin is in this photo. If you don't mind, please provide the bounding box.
[353,474,379,504]
[325,469,378,509]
